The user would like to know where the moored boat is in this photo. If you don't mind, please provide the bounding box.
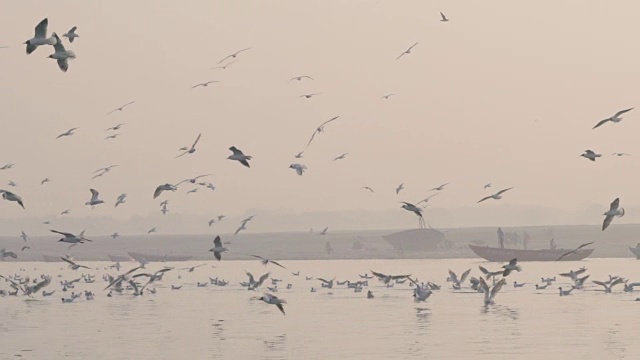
[127,251,192,262]
[468,244,593,262]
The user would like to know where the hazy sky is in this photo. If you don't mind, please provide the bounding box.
[1,1,639,232]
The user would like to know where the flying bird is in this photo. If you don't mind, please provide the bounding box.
[105,134,120,140]
[257,293,287,315]
[51,230,92,244]
[218,48,251,63]
[300,93,321,99]
[115,193,127,207]
[191,80,219,89]
[41,178,51,185]
[62,26,79,42]
[430,183,449,191]
[477,187,514,203]
[60,209,70,215]
[56,128,78,139]
[303,116,340,151]
[62,257,90,270]
[227,146,252,168]
[106,123,125,131]
[251,255,287,269]
[211,60,236,70]
[0,190,25,209]
[602,198,624,231]
[396,183,404,195]
[24,18,56,54]
[593,108,634,129]
[85,189,104,207]
[362,186,374,193]
[47,33,76,72]
[20,231,27,242]
[333,153,348,161]
[107,101,135,115]
[176,133,202,158]
[581,149,601,162]
[440,12,449,22]
[289,163,307,176]
[290,75,314,82]
[147,227,157,234]
[396,42,419,60]
[381,93,395,99]
[401,202,423,218]
[501,258,522,277]
[612,152,631,156]
[153,184,178,199]
[370,271,410,284]
[478,277,507,305]
[556,242,595,261]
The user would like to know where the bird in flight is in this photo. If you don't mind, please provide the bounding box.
[381,93,395,99]
[430,183,449,191]
[362,186,374,193]
[333,153,348,161]
[218,48,251,63]
[211,60,236,70]
[47,33,76,72]
[396,183,404,195]
[107,101,135,115]
[24,18,56,55]
[300,93,321,99]
[176,133,202,158]
[477,187,514,203]
[593,108,634,129]
[63,26,79,42]
[289,163,307,176]
[602,198,624,231]
[191,80,219,89]
[106,123,125,131]
[440,12,449,22]
[581,149,601,162]
[227,146,252,168]
[396,42,419,60]
[612,152,631,156]
[290,75,314,82]
[56,128,78,139]
[555,242,595,261]
[303,116,340,151]
[250,255,287,269]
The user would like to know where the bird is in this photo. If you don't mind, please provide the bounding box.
[60,209,71,215]
[401,202,423,218]
[246,271,271,290]
[381,93,395,99]
[20,246,30,251]
[396,183,404,195]
[62,26,79,42]
[555,242,595,261]
[0,163,15,170]
[250,255,286,269]
[513,282,526,288]
[191,81,219,89]
[478,266,504,280]
[107,101,135,115]
[105,134,119,140]
[176,133,202,158]
[85,189,104,207]
[289,163,307,176]
[106,123,125,131]
[211,60,237,70]
[147,227,157,234]
[417,193,439,205]
[294,151,304,158]
[24,18,56,55]
[218,48,251,63]
[181,264,206,272]
[104,266,144,290]
[61,257,90,270]
[179,174,214,184]
[290,75,314,82]
[303,116,340,151]
[8,181,17,187]
[56,128,78,139]
[484,183,492,189]
[20,231,27,242]
[153,184,178,199]
[558,287,574,296]
[132,268,172,292]
[333,153,348,161]
[0,249,17,260]
[227,146,252,167]
[317,277,336,289]
[478,277,507,305]
[501,258,522,277]
[115,194,127,207]
[362,186,374,193]
[47,33,76,72]
[0,190,25,209]
[234,222,247,235]
[209,236,228,261]
[371,271,410,284]
[110,233,119,239]
[186,188,198,195]
[300,93,321,99]
[430,183,449,191]
[396,42,419,60]
[602,198,625,231]
[612,152,631,157]
[257,293,287,315]
[51,230,92,244]
[593,108,634,129]
[477,187,514,203]
[448,269,471,290]
[593,278,625,293]
[440,11,449,22]
[580,150,601,162]
[41,178,51,185]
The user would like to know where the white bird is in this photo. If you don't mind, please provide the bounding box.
[477,187,514,203]
[56,128,78,139]
[41,178,51,185]
[333,153,348,161]
[62,257,90,270]
[593,278,624,293]
[303,116,340,151]
[107,101,135,115]
[106,123,125,131]
[381,93,395,99]
[440,12,449,22]
[593,108,634,129]
[250,255,286,269]
[396,183,404,195]
[289,163,307,176]
[401,202,422,218]
[581,149,601,162]
[209,236,228,261]
[602,198,624,231]
[258,293,287,315]
[62,26,79,42]
[191,81,219,89]
[290,75,314,82]
[396,42,419,60]
[176,133,202,158]
[227,146,252,168]
[501,258,522,277]
[448,269,471,290]
[115,194,126,207]
[218,47,251,63]
[478,277,506,305]
[153,184,178,199]
[47,33,76,72]
[0,190,25,209]
[51,230,92,244]
[85,189,104,207]
[24,18,56,55]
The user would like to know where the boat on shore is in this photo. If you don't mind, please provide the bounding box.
[629,246,640,260]
[127,251,192,262]
[468,244,593,262]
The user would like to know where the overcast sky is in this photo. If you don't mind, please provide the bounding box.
[0,1,639,232]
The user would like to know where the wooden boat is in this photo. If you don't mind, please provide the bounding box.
[629,246,640,260]
[383,228,446,251]
[468,244,593,262]
[127,251,192,262]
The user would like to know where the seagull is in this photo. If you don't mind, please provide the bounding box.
[440,12,449,22]
[147,227,157,234]
[303,116,340,150]
[417,193,439,204]
[85,189,104,207]
[396,42,419,60]
[60,209,71,215]
[41,178,51,185]
[430,183,449,191]
[51,230,92,244]
[362,186,374,193]
[62,26,79,42]
[559,268,588,281]
[250,255,286,269]
[191,81,219,89]
[218,48,251,63]
[478,277,506,305]
[106,123,125,131]
[381,93,395,99]
[0,249,17,260]
[186,188,198,195]
[371,271,410,284]
[477,187,514,203]
[132,268,172,292]
[396,183,404,195]
[227,146,252,167]
[62,257,90,270]
[153,184,178,199]
[448,269,471,290]
[24,18,56,55]
[20,231,27,242]
[209,236,228,261]
[176,133,202,158]
[234,222,248,235]
[246,271,271,290]
[104,266,144,290]
[289,163,307,176]
[0,163,15,170]
[555,242,595,261]
[258,293,287,315]
[211,60,236,70]
[181,264,206,272]
[115,194,126,207]
[181,174,214,184]
[107,101,135,115]
[401,202,423,218]
[593,108,634,129]
[0,190,25,209]
[290,75,314,82]
[333,153,348,161]
[581,150,601,162]
[217,215,226,221]
[300,93,321,99]
[294,151,304,159]
[47,33,76,72]
[21,246,30,251]
[602,198,625,231]
[501,258,522,277]
[105,134,120,140]
[56,128,78,139]
[593,278,625,293]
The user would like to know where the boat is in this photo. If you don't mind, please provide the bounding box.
[468,244,593,262]
[629,246,640,260]
[383,228,446,251]
[108,254,133,262]
[127,251,192,262]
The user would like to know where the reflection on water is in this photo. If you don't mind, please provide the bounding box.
[1,258,639,359]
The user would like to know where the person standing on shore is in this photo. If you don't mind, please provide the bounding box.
[523,231,530,250]
[497,227,505,249]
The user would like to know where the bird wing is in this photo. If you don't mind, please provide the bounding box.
[408,42,419,51]
[490,279,506,300]
[448,270,459,284]
[61,257,76,266]
[35,18,48,38]
[609,198,620,211]
[602,214,614,231]
[229,146,244,156]
[575,241,595,250]
[213,236,222,248]
[218,54,233,63]
[592,280,606,287]
[89,189,99,201]
[257,272,270,287]
[496,187,514,196]
[276,303,285,315]
[508,258,518,266]
[555,251,573,262]
[50,229,74,237]
[478,266,489,275]
[440,12,446,20]
[460,269,471,284]
[478,277,490,293]
[319,116,340,128]
[370,271,387,280]
[239,159,251,168]
[52,33,65,53]
[592,118,610,129]
[614,107,634,117]
[269,260,287,269]
[610,277,625,288]
[477,195,492,203]
[316,278,331,284]
[191,133,202,149]
[304,130,319,149]
[250,255,266,261]
[69,26,77,34]
[32,277,51,293]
